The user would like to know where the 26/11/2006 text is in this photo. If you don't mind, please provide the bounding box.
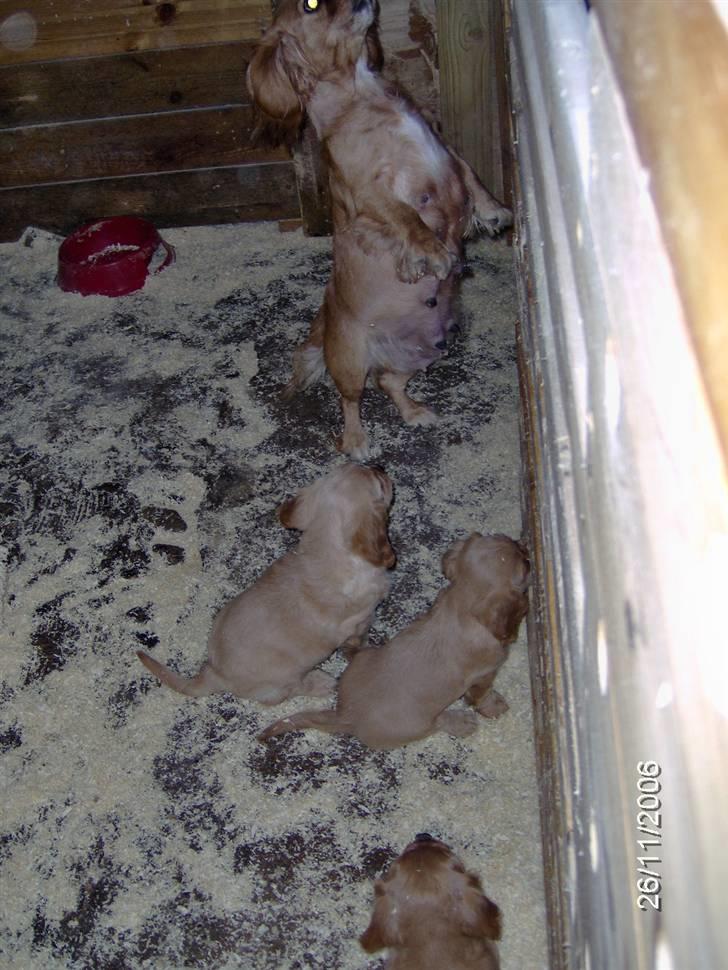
[636,761,662,911]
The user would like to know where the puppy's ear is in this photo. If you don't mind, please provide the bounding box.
[442,539,467,581]
[359,883,402,953]
[478,590,528,642]
[459,890,502,941]
[278,489,315,531]
[246,32,313,124]
[352,507,395,568]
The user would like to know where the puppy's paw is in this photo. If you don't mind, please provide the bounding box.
[476,689,509,719]
[301,669,336,698]
[397,238,456,283]
[403,404,438,427]
[336,429,371,460]
[435,709,479,737]
[340,634,366,660]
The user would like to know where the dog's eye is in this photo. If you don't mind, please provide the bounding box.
[302,0,320,11]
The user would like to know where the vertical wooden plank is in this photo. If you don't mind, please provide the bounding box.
[593,0,728,467]
[437,0,511,201]
[291,125,332,237]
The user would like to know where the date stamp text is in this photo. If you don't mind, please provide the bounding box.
[636,761,662,911]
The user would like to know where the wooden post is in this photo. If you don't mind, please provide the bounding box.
[437,0,511,203]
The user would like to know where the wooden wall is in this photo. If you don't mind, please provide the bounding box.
[0,0,298,241]
[0,0,510,242]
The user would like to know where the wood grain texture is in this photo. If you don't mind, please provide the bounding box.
[1,106,284,187]
[0,0,270,66]
[0,162,298,241]
[291,122,332,238]
[594,0,728,464]
[0,42,257,128]
[437,0,510,201]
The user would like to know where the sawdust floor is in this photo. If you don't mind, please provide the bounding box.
[0,222,547,969]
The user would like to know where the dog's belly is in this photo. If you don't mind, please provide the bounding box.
[331,238,459,373]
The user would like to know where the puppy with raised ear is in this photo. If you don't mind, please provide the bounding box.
[247,0,512,459]
[137,463,395,705]
[360,834,502,970]
[260,533,529,745]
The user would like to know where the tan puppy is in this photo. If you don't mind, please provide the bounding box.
[137,463,394,704]
[360,834,502,969]
[260,533,528,745]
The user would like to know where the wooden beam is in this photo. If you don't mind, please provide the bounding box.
[0,43,258,128]
[0,0,270,66]
[437,0,511,203]
[594,0,728,465]
[1,106,284,187]
[0,162,299,242]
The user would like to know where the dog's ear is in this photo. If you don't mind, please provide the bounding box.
[351,506,395,568]
[458,888,502,941]
[441,538,467,581]
[278,495,302,529]
[359,882,403,953]
[246,31,313,125]
[478,590,528,642]
[365,24,384,72]
[278,487,316,531]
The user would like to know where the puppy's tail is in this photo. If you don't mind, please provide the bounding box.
[282,341,326,401]
[136,651,218,698]
[258,708,342,742]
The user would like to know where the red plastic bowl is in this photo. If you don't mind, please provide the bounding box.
[57,216,175,296]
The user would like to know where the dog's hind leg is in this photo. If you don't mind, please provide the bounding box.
[376,370,438,427]
[325,320,371,458]
[258,708,342,741]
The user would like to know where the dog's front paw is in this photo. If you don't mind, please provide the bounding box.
[397,238,456,283]
[473,202,513,237]
[475,689,509,719]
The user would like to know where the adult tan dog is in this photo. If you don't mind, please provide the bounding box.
[259,533,529,746]
[137,463,394,704]
[247,0,512,459]
[360,834,502,970]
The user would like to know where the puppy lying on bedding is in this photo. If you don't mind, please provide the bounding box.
[137,463,394,704]
[360,833,502,969]
[259,533,529,745]
[247,0,512,458]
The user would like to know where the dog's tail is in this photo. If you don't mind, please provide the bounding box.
[258,708,341,742]
[282,341,326,400]
[136,651,218,697]
[282,307,327,400]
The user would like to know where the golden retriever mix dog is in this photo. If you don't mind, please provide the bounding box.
[247,0,512,459]
[259,533,529,746]
[137,463,394,704]
[360,834,502,969]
